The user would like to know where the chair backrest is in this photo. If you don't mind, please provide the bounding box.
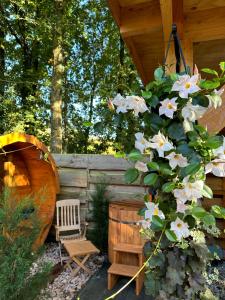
[56,199,81,233]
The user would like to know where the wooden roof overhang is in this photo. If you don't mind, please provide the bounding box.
[108,0,225,133]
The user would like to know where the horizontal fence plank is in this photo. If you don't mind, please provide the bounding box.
[53,154,132,170]
[53,154,89,168]
[89,170,143,186]
[58,168,88,188]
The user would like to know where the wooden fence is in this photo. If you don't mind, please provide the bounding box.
[53,154,148,229]
[53,154,225,246]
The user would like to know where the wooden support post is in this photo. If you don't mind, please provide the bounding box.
[160,0,193,73]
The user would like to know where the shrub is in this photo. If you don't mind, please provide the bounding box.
[0,188,52,300]
[89,182,110,253]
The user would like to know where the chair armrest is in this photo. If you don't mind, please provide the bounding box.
[81,221,88,238]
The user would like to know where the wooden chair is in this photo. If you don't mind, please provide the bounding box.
[55,199,87,265]
[55,199,99,275]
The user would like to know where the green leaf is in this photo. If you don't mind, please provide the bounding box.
[154,67,164,81]
[219,61,225,72]
[201,68,218,76]
[177,143,194,157]
[83,121,93,127]
[202,213,216,226]
[165,229,177,242]
[192,206,207,219]
[128,149,143,161]
[124,168,139,184]
[144,173,158,186]
[211,205,225,219]
[181,162,201,177]
[147,161,159,171]
[114,152,126,158]
[152,215,164,228]
[142,90,152,99]
[162,182,176,193]
[202,184,213,199]
[205,135,223,149]
[148,95,159,108]
[200,80,220,90]
[158,162,173,176]
[192,94,209,107]
[167,123,186,141]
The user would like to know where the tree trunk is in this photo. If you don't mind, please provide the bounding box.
[50,0,65,153]
[0,28,5,96]
[84,65,96,153]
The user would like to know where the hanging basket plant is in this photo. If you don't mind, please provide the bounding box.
[109,61,225,300]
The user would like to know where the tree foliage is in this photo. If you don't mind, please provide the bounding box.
[0,0,140,153]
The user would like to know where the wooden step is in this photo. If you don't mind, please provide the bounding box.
[113,243,143,254]
[108,263,139,277]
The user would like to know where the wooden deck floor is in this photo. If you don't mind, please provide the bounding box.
[76,263,152,300]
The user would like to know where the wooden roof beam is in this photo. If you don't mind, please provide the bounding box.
[107,0,121,25]
[160,0,193,73]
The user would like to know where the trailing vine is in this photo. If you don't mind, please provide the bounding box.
[109,63,225,299]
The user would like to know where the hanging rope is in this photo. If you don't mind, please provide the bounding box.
[0,144,36,155]
[163,24,188,75]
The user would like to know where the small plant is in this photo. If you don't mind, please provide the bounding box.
[0,188,52,300]
[89,181,110,252]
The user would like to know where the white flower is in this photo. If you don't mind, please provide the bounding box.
[183,176,204,200]
[149,131,173,157]
[135,132,151,154]
[159,97,178,119]
[126,96,149,116]
[205,159,225,177]
[176,198,188,213]
[112,93,128,113]
[145,202,165,221]
[171,74,201,98]
[206,88,224,109]
[181,100,207,132]
[165,152,188,169]
[173,188,189,202]
[213,136,225,159]
[140,219,151,229]
[182,100,207,122]
[135,161,148,172]
[170,217,190,241]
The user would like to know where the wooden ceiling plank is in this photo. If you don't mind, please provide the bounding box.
[184,0,225,13]
[120,2,162,38]
[185,6,225,42]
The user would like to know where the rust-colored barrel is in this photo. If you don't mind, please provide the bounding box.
[108,200,144,265]
[0,132,60,247]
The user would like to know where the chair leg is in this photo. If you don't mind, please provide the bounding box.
[58,242,63,266]
[72,255,91,275]
[108,273,118,290]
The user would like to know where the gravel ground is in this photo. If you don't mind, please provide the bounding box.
[36,243,105,300]
[207,260,225,299]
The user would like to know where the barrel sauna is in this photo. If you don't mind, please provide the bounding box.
[108,200,145,265]
[0,132,60,247]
